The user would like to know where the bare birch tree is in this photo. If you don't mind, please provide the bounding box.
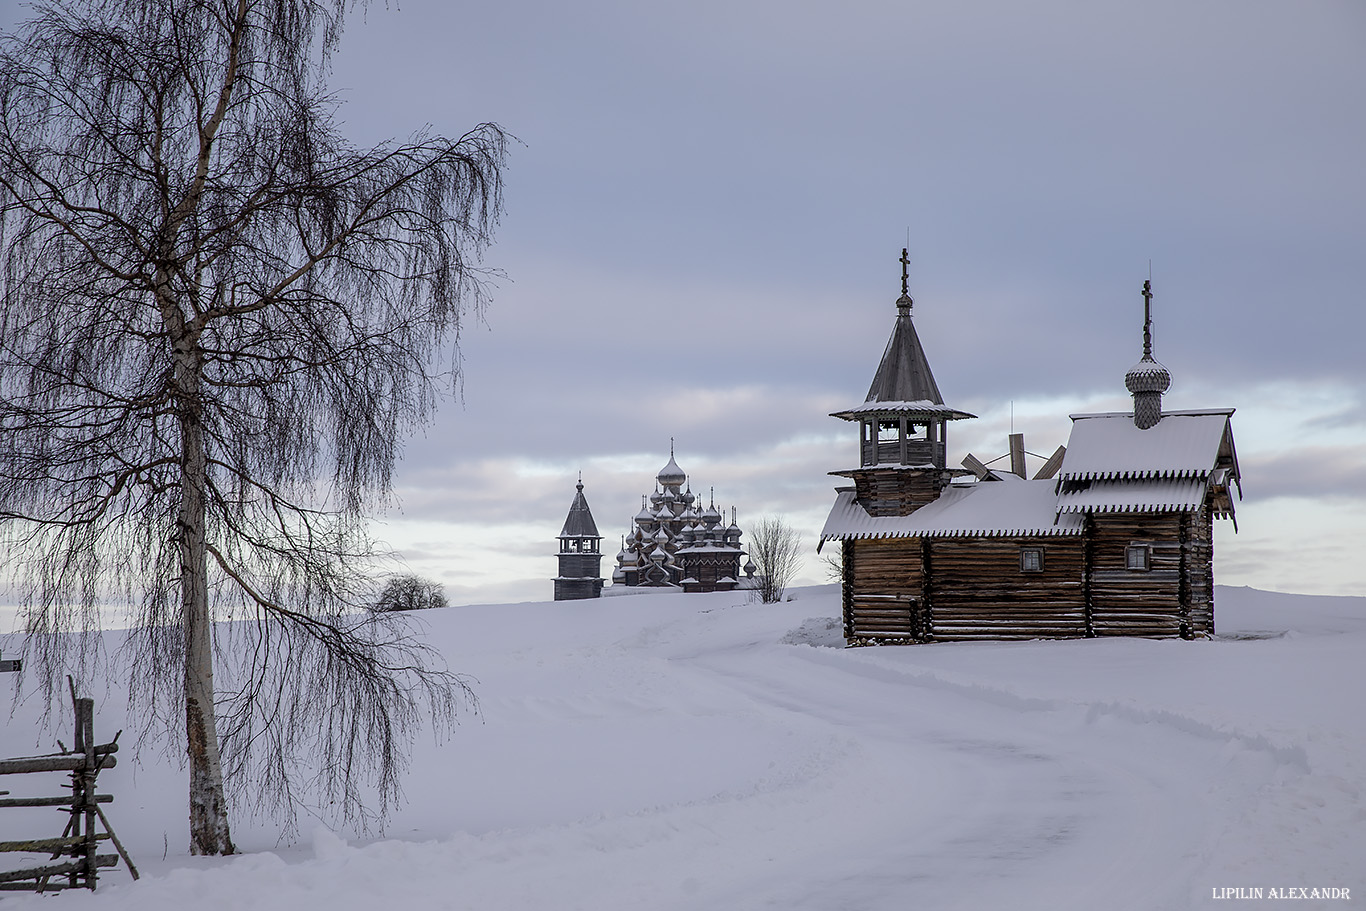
[748,517,803,603]
[0,0,504,855]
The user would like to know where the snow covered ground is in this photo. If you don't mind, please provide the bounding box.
[2,584,1362,909]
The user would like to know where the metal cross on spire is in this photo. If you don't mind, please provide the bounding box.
[896,248,914,316]
[1141,279,1154,359]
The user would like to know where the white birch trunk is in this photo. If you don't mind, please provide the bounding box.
[176,345,236,856]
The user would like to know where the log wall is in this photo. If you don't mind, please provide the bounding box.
[556,553,602,579]
[844,538,922,642]
[840,505,1216,644]
[1088,510,1211,638]
[927,537,1087,641]
[849,468,954,517]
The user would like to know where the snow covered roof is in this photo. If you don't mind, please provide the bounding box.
[1059,410,1238,482]
[820,481,1084,544]
[1055,477,1210,515]
[829,462,945,476]
[830,400,977,421]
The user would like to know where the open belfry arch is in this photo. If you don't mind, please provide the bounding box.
[820,258,1242,644]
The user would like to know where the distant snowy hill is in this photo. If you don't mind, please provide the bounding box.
[2,584,1362,910]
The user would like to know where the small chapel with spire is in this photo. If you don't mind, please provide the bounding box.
[819,252,1242,643]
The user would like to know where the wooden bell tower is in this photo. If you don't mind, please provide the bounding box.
[829,249,975,517]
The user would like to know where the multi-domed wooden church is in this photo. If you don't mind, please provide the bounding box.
[819,252,1241,643]
[611,448,757,593]
[553,450,757,600]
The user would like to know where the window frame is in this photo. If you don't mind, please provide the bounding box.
[1019,547,1044,573]
[1125,544,1152,572]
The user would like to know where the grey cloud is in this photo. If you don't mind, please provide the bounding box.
[6,0,1359,598]
[1240,447,1366,503]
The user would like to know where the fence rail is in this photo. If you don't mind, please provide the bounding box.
[0,679,138,892]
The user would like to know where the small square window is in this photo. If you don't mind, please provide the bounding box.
[1020,547,1043,573]
[1126,545,1151,571]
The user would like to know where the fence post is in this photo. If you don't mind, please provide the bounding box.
[76,698,98,891]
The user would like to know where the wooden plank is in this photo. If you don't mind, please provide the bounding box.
[961,453,993,480]
[1034,445,1066,480]
[1009,433,1026,478]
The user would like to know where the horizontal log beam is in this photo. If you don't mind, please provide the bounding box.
[0,755,116,775]
[937,624,1086,631]
[0,794,113,808]
[935,633,1078,641]
[0,834,110,853]
[932,607,1087,616]
[0,855,117,884]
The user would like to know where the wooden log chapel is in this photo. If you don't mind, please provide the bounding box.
[819,252,1241,643]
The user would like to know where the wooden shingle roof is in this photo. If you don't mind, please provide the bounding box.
[559,480,601,538]
[866,309,944,405]
[830,301,975,422]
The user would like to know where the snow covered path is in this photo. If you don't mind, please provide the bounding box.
[1,585,1362,909]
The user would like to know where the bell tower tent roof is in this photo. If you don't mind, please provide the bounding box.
[559,476,601,538]
[866,300,945,405]
[832,248,975,422]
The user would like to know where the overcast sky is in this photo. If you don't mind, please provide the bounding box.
[7,0,1363,605]
[317,0,1365,603]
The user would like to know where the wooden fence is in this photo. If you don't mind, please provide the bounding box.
[0,682,138,892]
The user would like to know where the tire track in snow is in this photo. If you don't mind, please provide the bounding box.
[789,643,1313,774]
[670,639,1293,910]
